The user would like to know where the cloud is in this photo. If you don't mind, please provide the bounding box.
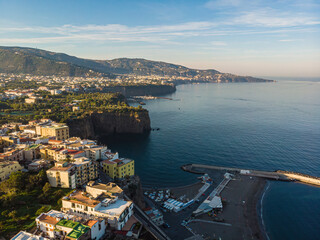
[211,41,227,46]
[233,9,320,27]
[205,0,243,9]
[278,39,299,42]
[0,10,319,45]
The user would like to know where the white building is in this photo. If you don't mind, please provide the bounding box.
[36,213,60,238]
[11,231,49,240]
[46,162,76,189]
[84,219,106,240]
[62,189,133,230]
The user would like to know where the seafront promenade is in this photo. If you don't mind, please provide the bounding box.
[182,164,320,187]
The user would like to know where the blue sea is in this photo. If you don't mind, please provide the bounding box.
[103,80,320,240]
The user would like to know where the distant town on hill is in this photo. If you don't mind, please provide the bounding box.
[0,46,272,83]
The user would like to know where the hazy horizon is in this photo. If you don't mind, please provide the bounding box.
[0,0,319,78]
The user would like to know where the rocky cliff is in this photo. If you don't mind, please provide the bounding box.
[103,84,176,97]
[67,111,151,139]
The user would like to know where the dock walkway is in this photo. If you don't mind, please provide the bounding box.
[182,164,320,187]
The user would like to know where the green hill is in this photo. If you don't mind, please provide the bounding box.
[0,48,107,77]
[0,46,272,82]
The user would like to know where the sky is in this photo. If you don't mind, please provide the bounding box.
[0,0,319,78]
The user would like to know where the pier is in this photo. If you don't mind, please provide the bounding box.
[182,164,320,187]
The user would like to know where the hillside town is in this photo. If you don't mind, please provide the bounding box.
[0,118,153,240]
[0,73,175,99]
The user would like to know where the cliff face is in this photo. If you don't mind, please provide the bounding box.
[121,176,145,209]
[67,111,151,139]
[103,84,176,97]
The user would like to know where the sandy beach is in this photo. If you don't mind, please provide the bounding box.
[185,168,268,240]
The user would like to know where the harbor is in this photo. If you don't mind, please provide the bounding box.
[182,164,320,187]
[139,164,319,239]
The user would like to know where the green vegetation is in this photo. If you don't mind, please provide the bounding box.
[0,79,61,92]
[0,170,72,238]
[0,48,104,77]
[0,92,146,124]
[0,46,272,82]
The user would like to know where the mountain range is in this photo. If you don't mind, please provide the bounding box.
[0,46,272,82]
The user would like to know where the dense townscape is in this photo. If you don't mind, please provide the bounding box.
[0,73,172,92]
[0,118,141,238]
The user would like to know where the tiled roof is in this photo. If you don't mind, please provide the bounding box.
[37,214,59,225]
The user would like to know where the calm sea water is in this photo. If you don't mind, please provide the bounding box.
[102,80,320,240]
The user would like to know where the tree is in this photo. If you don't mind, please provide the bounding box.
[42,182,51,196]
[1,210,9,217]
[35,206,49,216]
[8,210,17,220]
[0,172,26,193]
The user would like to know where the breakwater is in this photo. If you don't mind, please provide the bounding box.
[182,164,320,187]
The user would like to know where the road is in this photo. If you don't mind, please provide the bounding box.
[98,169,170,239]
[133,204,171,240]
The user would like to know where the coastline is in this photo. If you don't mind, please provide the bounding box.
[245,177,268,240]
[141,167,270,239]
[259,181,271,240]
[179,164,271,239]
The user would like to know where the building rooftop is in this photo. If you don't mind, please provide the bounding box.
[10,231,49,240]
[25,144,40,150]
[57,219,89,240]
[47,163,74,172]
[56,219,78,228]
[48,140,63,144]
[45,210,74,220]
[102,158,133,167]
[84,219,98,228]
[37,214,59,225]
[65,190,100,208]
[96,199,132,216]
[87,182,123,196]
[42,125,68,130]
[0,161,21,167]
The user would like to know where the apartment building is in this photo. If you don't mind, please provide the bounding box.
[61,188,133,230]
[40,147,85,161]
[85,146,110,161]
[101,158,134,179]
[0,161,23,181]
[38,124,69,140]
[0,149,24,162]
[46,158,98,189]
[61,138,111,161]
[0,136,20,146]
[73,157,98,187]
[23,144,40,161]
[46,162,76,189]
